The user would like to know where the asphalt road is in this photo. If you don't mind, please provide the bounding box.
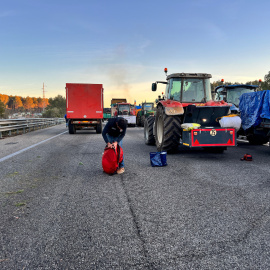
[0,124,270,269]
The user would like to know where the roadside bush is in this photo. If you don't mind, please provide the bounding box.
[43,107,61,118]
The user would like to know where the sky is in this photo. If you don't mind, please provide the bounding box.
[1,0,270,107]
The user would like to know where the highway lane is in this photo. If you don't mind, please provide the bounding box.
[0,124,270,269]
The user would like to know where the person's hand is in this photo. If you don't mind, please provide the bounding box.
[112,142,118,148]
[107,142,113,148]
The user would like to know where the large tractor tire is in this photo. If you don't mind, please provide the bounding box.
[155,106,181,153]
[247,134,269,145]
[96,122,102,134]
[144,116,155,145]
[69,123,76,134]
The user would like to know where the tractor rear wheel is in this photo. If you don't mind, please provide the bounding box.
[155,106,181,153]
[144,116,155,145]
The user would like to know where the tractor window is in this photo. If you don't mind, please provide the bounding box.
[226,87,255,106]
[118,105,130,115]
[182,79,204,102]
[143,104,153,111]
[169,80,182,101]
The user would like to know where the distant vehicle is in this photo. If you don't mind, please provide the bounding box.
[215,84,258,113]
[103,108,111,120]
[110,98,127,117]
[66,83,103,134]
[136,102,155,127]
[214,84,270,145]
[113,102,136,127]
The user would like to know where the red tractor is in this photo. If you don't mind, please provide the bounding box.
[144,69,237,153]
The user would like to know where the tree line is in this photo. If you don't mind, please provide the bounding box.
[0,94,66,119]
[0,94,49,111]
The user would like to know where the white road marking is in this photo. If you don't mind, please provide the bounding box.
[0,131,68,163]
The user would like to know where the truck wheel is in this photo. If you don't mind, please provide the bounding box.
[144,116,155,145]
[155,106,181,153]
[96,122,102,134]
[247,134,269,145]
[69,123,76,134]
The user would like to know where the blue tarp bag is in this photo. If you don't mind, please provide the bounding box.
[239,90,270,130]
[150,152,167,167]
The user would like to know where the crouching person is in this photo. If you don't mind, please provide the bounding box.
[102,117,127,174]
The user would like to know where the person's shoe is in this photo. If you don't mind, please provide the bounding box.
[117,167,125,174]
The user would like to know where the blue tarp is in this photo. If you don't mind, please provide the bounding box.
[239,90,270,130]
[261,90,270,119]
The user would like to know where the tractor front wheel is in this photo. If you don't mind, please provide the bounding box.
[155,106,181,153]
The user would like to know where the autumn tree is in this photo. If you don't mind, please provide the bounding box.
[0,94,9,107]
[14,96,23,109]
[24,96,34,111]
[32,97,38,110]
[43,98,49,109]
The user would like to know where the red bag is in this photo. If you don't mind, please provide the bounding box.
[102,144,123,174]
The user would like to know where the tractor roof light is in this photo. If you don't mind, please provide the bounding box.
[164,68,168,76]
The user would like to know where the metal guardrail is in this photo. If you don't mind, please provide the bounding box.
[0,118,65,138]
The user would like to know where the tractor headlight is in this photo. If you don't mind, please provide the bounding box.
[165,106,184,115]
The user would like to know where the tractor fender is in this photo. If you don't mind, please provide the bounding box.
[157,100,184,116]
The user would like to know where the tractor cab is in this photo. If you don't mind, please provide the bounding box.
[152,73,212,104]
[117,103,131,116]
[215,85,258,112]
[142,103,154,113]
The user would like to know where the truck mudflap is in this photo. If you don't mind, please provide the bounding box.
[182,128,236,148]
